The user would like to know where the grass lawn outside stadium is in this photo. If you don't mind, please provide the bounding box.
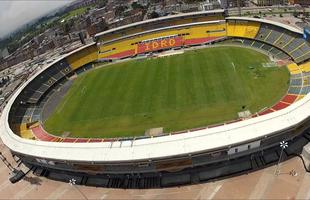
[44,46,290,138]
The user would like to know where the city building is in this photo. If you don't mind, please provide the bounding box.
[221,0,246,8]
[289,0,310,5]
[252,0,287,6]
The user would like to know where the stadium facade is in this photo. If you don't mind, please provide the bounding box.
[1,10,310,188]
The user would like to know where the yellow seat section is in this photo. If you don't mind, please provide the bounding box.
[12,123,35,140]
[295,95,305,102]
[184,23,226,39]
[226,21,236,37]
[67,44,98,70]
[20,123,27,132]
[227,20,260,39]
[20,129,35,140]
[98,22,227,59]
[299,61,310,73]
[287,63,301,75]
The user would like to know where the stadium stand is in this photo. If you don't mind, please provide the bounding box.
[299,61,310,72]
[226,20,260,38]
[255,23,310,63]
[287,63,302,74]
[67,44,98,70]
[98,22,227,59]
[222,38,290,60]
[17,59,72,104]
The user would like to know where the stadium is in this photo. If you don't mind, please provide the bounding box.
[1,9,310,188]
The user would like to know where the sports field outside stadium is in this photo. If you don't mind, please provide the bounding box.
[44,46,289,138]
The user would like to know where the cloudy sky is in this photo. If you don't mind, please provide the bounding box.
[0,0,74,39]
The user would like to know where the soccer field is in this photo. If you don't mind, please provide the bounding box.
[44,46,289,138]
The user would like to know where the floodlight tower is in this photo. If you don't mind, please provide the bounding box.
[69,178,88,200]
[274,141,288,176]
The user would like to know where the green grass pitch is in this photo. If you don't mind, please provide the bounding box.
[44,46,289,138]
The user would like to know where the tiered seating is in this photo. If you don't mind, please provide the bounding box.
[226,20,260,39]
[287,63,301,75]
[270,94,298,111]
[255,25,272,41]
[255,23,310,63]
[67,44,98,70]
[254,60,310,116]
[281,94,298,104]
[273,32,293,49]
[288,72,303,95]
[263,26,283,44]
[20,59,71,104]
[99,22,227,59]
[286,65,310,96]
[30,123,109,143]
[230,38,290,60]
[299,61,310,72]
[184,23,226,45]
[11,123,35,140]
[31,124,57,141]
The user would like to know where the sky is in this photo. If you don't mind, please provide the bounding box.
[0,0,74,39]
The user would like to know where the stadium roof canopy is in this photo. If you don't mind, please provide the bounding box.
[95,9,225,39]
[226,17,303,34]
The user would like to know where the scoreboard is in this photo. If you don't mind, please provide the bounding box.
[304,27,310,42]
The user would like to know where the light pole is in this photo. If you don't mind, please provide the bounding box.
[69,178,88,200]
[274,141,288,176]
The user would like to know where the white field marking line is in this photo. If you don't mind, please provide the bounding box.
[207,184,222,199]
[81,86,87,96]
[232,62,236,72]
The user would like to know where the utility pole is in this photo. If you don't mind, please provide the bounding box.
[274,141,288,176]
[69,178,88,200]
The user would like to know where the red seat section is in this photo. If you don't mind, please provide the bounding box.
[31,125,109,143]
[272,102,290,111]
[89,139,104,142]
[62,138,78,143]
[184,37,219,45]
[75,138,89,143]
[31,125,55,142]
[106,49,135,59]
[281,94,298,104]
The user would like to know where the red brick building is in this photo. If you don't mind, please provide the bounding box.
[289,0,310,5]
